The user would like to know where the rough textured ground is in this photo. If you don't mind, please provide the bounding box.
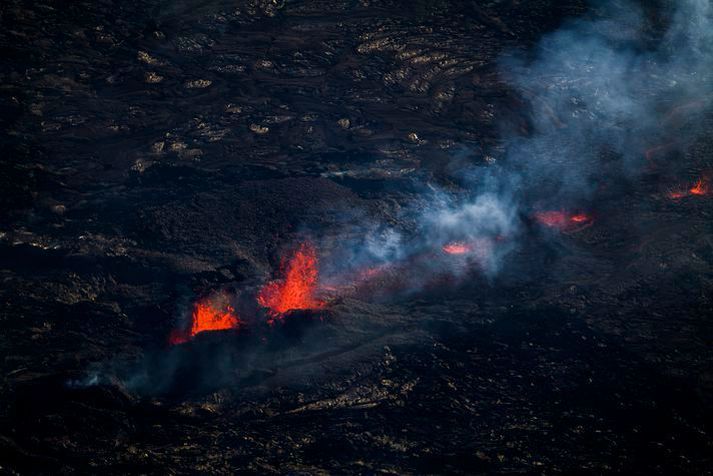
[1,0,712,474]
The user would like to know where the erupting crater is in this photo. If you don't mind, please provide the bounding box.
[257,242,325,320]
[170,293,242,345]
[668,177,710,199]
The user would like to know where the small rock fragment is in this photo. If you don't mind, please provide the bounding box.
[225,104,242,114]
[150,141,165,154]
[170,141,187,152]
[407,132,423,144]
[249,124,269,134]
[185,79,212,89]
[144,72,163,84]
[137,51,163,66]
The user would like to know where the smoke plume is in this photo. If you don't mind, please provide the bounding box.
[403,0,713,277]
[76,0,713,395]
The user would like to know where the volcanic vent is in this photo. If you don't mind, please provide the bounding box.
[257,242,325,318]
[169,292,243,344]
[1,0,712,474]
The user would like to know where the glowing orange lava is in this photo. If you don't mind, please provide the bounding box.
[442,242,474,255]
[191,301,240,335]
[257,242,324,317]
[668,177,709,199]
[690,178,709,196]
[169,295,242,344]
[534,211,592,230]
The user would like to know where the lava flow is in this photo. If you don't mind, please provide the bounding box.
[257,242,324,319]
[442,241,474,255]
[668,177,710,199]
[534,210,593,231]
[170,294,242,344]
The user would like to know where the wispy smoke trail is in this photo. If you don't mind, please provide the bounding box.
[391,0,713,276]
[500,0,713,201]
[78,0,713,394]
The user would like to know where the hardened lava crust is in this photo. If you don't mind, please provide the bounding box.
[1,1,711,474]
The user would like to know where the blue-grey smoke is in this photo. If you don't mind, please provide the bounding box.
[399,0,713,277]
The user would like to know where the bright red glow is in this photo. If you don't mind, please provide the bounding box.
[442,238,496,265]
[534,210,593,230]
[690,178,709,196]
[442,241,474,255]
[668,177,709,199]
[169,294,242,344]
[570,213,589,223]
[257,242,324,318]
[191,301,240,335]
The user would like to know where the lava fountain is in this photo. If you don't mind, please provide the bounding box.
[170,293,242,344]
[690,178,709,196]
[668,177,710,199]
[257,242,324,319]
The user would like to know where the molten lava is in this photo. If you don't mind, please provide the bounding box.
[668,177,710,199]
[442,241,474,255]
[534,210,593,230]
[257,242,324,317]
[169,295,242,344]
[191,301,240,335]
[690,178,709,196]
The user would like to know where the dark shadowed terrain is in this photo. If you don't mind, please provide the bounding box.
[1,0,712,474]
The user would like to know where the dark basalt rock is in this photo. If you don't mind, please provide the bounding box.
[1,0,711,474]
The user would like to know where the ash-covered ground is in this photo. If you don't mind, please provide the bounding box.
[1,0,712,474]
